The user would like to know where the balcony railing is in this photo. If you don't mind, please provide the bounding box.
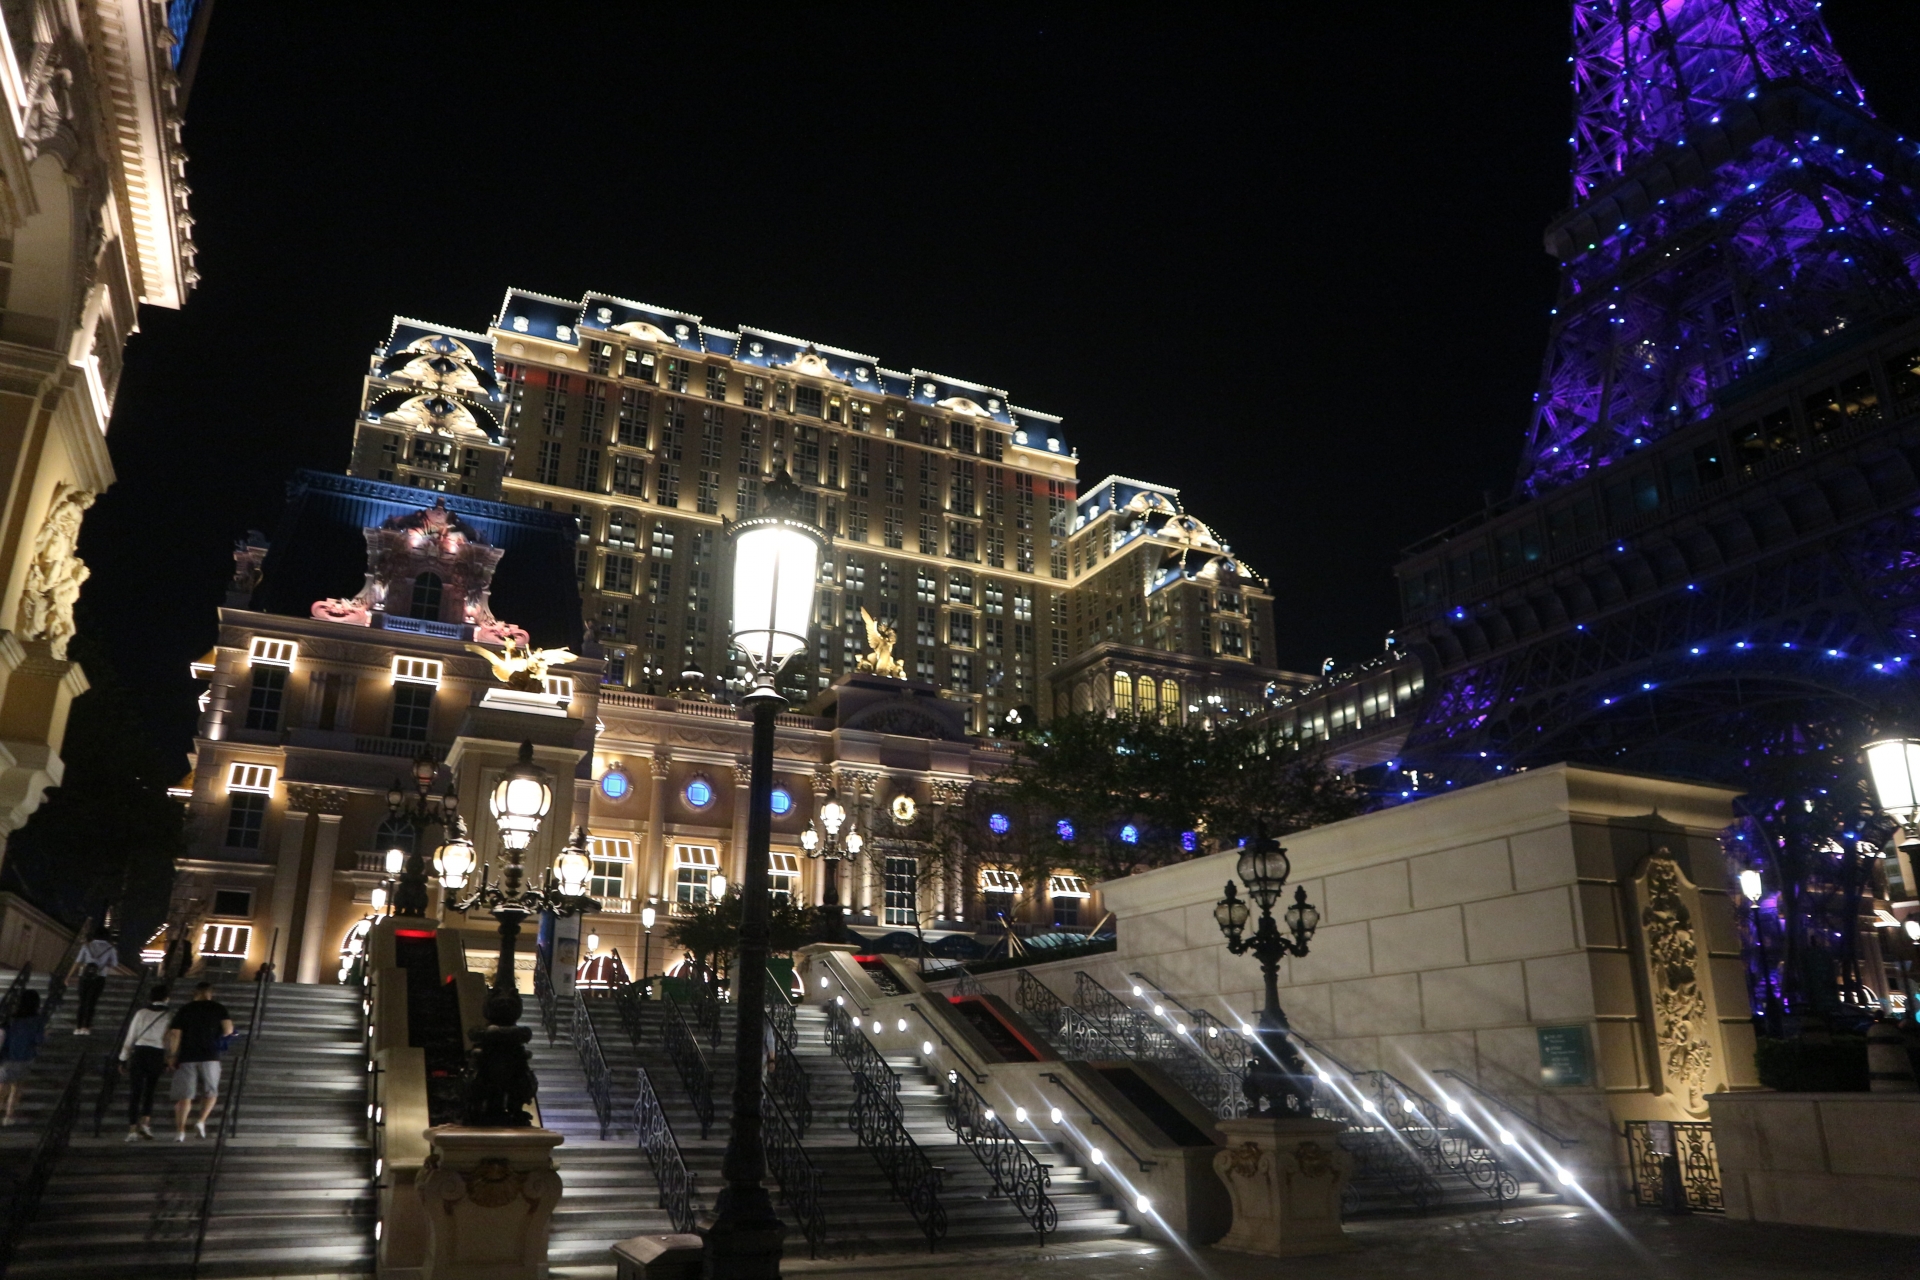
[597,689,826,730]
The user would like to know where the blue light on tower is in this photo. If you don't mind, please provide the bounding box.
[684,779,713,809]
[1120,823,1140,845]
[988,812,1011,835]
[1056,819,1075,842]
[770,788,792,815]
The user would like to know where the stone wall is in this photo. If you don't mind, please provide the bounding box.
[961,764,1759,1196]
[1709,1091,1920,1232]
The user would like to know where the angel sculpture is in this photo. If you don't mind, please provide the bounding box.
[464,635,579,692]
[854,606,906,679]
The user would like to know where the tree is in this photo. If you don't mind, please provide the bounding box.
[660,887,815,985]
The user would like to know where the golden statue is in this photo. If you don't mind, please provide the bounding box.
[464,636,579,691]
[854,607,905,679]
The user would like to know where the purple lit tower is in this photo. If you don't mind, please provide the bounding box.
[1522,1,1920,493]
[1328,2,1920,1023]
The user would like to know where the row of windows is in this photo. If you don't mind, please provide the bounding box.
[242,667,437,743]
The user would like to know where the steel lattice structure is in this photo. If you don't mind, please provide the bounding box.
[1523,0,1920,492]
[1350,2,1920,1021]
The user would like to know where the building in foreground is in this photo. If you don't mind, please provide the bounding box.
[0,0,206,861]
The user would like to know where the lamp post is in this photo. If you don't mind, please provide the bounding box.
[641,902,657,995]
[1214,829,1321,1116]
[1863,736,1920,1012]
[800,800,864,944]
[386,749,456,917]
[709,468,818,1278]
[443,740,597,1126]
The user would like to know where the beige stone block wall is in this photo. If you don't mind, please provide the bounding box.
[1710,1092,1920,1234]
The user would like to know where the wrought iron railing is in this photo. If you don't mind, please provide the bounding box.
[949,969,985,998]
[1625,1120,1723,1212]
[192,970,273,1277]
[1014,969,1067,1031]
[763,1083,827,1256]
[571,988,614,1140]
[1073,971,1244,1118]
[943,1065,1055,1242]
[659,988,716,1139]
[533,955,558,1047]
[0,1051,89,1273]
[633,1066,699,1232]
[92,965,156,1135]
[0,962,31,1021]
[824,1000,946,1250]
[1126,971,1253,1075]
[762,965,810,1134]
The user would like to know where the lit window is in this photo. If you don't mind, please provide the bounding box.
[1048,874,1090,898]
[770,788,793,815]
[248,637,296,667]
[587,836,633,900]
[392,657,443,685]
[770,851,800,902]
[673,844,719,911]
[979,868,1022,893]
[600,766,630,800]
[684,778,714,809]
[200,924,252,958]
[227,762,276,794]
[885,856,918,925]
[225,793,266,849]
[544,675,574,700]
[1113,672,1133,713]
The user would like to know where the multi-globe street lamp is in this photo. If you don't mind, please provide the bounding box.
[1214,830,1322,1116]
[707,467,819,1278]
[440,740,597,1126]
[800,799,864,944]
[385,749,457,917]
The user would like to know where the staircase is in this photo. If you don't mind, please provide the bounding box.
[580,990,1135,1257]
[3,980,374,1279]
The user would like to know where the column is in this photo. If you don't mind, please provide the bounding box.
[729,760,753,886]
[643,754,672,901]
[297,813,345,984]
[267,808,310,976]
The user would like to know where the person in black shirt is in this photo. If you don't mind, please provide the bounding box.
[165,983,232,1141]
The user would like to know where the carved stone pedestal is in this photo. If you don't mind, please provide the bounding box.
[1210,1116,1353,1257]
[416,1126,565,1280]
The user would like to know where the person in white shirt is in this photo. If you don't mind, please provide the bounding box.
[117,985,171,1140]
[68,932,118,1035]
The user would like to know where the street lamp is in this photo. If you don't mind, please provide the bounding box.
[1864,737,1920,855]
[801,797,863,943]
[711,468,818,1277]
[445,740,597,1127]
[1214,828,1321,1115]
[640,902,657,994]
[385,749,457,916]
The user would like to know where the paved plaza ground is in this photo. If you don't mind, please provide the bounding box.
[555,1204,1917,1280]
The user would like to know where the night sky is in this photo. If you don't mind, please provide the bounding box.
[79,3,1920,765]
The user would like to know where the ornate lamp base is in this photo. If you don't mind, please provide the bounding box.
[1211,1116,1353,1257]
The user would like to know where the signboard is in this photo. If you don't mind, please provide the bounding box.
[1536,1024,1593,1087]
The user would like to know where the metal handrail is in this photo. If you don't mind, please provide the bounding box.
[92,965,156,1136]
[1433,1069,1582,1148]
[1073,972,1242,1118]
[632,1066,699,1233]
[766,1017,812,1137]
[0,1051,89,1274]
[901,1002,988,1083]
[192,971,273,1277]
[823,1000,946,1250]
[1014,970,1067,1033]
[949,970,985,998]
[763,1082,827,1256]
[658,988,716,1139]
[1041,1071,1157,1172]
[763,965,797,1048]
[689,964,722,1050]
[571,988,614,1140]
[533,956,558,1047]
[1125,972,1255,1076]
[942,1065,1055,1242]
[0,963,31,1021]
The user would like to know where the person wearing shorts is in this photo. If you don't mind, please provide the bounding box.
[165,982,232,1141]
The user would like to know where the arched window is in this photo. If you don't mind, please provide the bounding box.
[1162,679,1181,723]
[411,572,444,621]
[1113,672,1133,714]
[376,817,417,857]
[1136,677,1158,719]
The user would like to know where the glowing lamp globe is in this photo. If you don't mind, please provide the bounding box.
[489,742,553,852]
[711,874,728,900]
[586,932,600,954]
[1283,885,1321,942]
[844,828,865,856]
[800,825,820,853]
[640,905,657,931]
[1864,737,1920,816]
[553,827,593,899]
[1236,834,1292,910]
[727,469,822,670]
[433,824,476,890]
[384,848,405,875]
[1213,883,1249,938]
[821,800,847,834]
[370,886,388,911]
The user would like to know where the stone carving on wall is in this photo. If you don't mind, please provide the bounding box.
[17,482,94,658]
[463,637,577,691]
[228,531,268,604]
[928,778,971,806]
[1639,850,1716,1113]
[284,785,350,817]
[649,755,673,778]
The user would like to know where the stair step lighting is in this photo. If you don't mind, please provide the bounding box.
[1050,1106,1063,1124]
